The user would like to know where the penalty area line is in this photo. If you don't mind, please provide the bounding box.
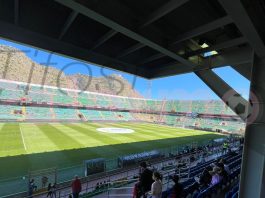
[19,124,27,151]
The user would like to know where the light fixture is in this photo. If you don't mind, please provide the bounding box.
[200,42,218,57]
[201,43,209,48]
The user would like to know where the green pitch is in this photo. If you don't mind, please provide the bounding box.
[0,122,223,179]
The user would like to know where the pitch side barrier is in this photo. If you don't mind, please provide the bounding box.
[2,138,239,197]
[2,143,222,198]
[0,99,240,121]
[19,144,242,198]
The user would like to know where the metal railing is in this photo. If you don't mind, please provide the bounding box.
[2,139,241,198]
[106,152,243,198]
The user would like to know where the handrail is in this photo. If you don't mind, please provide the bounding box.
[108,186,134,190]
[13,177,139,198]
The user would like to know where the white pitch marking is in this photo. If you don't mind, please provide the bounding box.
[19,124,27,151]
[97,127,134,134]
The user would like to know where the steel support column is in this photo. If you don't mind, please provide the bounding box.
[195,69,248,121]
[231,63,252,80]
[239,56,265,198]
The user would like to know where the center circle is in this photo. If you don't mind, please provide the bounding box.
[97,128,134,134]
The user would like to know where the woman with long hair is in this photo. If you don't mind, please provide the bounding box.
[150,172,163,198]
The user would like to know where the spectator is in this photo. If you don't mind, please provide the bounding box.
[133,178,140,198]
[222,142,229,154]
[42,176,48,188]
[28,179,37,198]
[47,183,53,197]
[138,161,154,198]
[219,159,231,175]
[52,183,57,198]
[187,167,212,195]
[210,167,222,185]
[217,163,228,183]
[199,167,212,189]
[167,175,183,198]
[95,182,99,190]
[150,172,162,198]
[71,175,82,198]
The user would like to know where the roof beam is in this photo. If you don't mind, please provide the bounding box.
[119,0,189,56]
[137,16,235,64]
[116,43,145,58]
[195,69,249,120]
[107,0,190,58]
[0,21,147,78]
[139,0,189,28]
[58,10,78,40]
[170,16,233,45]
[141,37,246,65]
[218,0,265,58]
[184,36,247,58]
[117,0,192,58]
[55,0,196,68]
[14,0,19,25]
[149,46,253,78]
[138,53,166,65]
[90,29,117,50]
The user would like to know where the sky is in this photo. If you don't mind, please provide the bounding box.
[0,39,250,100]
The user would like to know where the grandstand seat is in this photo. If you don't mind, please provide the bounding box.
[0,79,246,129]
[54,108,78,119]
[232,192,238,198]
[0,105,22,119]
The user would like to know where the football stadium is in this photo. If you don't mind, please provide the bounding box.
[0,77,242,196]
[0,0,264,198]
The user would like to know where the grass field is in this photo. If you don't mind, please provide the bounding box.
[0,122,224,179]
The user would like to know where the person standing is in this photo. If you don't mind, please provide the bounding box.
[138,162,154,198]
[150,172,163,198]
[71,175,82,198]
[47,183,53,197]
[42,176,48,188]
[222,142,228,154]
[52,183,57,198]
[28,179,37,198]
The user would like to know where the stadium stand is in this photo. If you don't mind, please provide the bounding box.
[53,108,78,120]
[26,107,53,120]
[0,105,23,120]
[0,79,245,134]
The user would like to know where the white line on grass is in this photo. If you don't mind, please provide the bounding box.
[19,124,27,151]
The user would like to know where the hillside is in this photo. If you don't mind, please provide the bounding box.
[0,45,141,97]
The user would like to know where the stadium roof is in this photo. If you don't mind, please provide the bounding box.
[0,1,265,197]
[0,0,264,80]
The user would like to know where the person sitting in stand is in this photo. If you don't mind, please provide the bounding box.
[166,175,183,198]
[210,167,222,186]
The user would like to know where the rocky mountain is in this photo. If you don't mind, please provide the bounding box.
[0,45,142,97]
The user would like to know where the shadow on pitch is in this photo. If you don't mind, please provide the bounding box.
[0,133,223,178]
